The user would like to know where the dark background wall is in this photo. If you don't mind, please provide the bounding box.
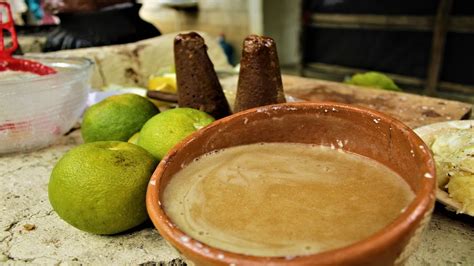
[302,0,474,87]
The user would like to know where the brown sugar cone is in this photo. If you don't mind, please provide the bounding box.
[234,35,286,112]
[174,32,231,119]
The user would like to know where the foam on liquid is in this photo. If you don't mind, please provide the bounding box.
[163,143,414,257]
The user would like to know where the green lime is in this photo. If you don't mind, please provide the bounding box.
[138,108,214,160]
[81,94,159,143]
[128,132,140,145]
[48,141,158,235]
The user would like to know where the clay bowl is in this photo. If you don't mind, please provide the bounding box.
[146,102,436,265]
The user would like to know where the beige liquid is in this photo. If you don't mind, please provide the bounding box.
[163,143,414,257]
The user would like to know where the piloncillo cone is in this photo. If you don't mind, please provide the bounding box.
[234,35,285,112]
[174,32,231,119]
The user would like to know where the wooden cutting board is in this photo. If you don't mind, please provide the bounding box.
[281,75,472,129]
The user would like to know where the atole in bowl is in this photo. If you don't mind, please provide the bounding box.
[147,102,436,265]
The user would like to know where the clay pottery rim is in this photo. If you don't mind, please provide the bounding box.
[146,102,436,265]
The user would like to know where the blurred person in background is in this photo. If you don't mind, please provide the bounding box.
[43,0,160,51]
[5,0,28,24]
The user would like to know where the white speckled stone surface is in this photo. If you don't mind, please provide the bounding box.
[1,130,473,265]
[0,131,183,265]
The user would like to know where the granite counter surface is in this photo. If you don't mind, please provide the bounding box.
[1,131,473,265]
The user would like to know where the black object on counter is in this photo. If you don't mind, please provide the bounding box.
[43,3,160,51]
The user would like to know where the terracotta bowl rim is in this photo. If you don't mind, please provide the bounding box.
[146,102,436,265]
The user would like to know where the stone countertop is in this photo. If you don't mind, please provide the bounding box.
[1,130,473,265]
[0,131,182,265]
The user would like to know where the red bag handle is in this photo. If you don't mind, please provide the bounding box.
[0,1,18,59]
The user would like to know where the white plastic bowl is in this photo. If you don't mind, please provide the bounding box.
[0,56,93,154]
